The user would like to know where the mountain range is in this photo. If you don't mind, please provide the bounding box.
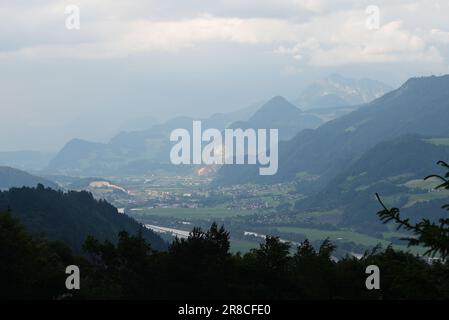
[216,75,449,186]
[295,74,392,109]
[45,96,323,175]
[0,74,389,175]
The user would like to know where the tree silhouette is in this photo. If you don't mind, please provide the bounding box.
[376,160,449,258]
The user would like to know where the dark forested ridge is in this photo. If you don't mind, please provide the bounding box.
[0,166,59,190]
[0,185,167,252]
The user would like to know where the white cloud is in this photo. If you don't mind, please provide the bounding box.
[0,15,304,59]
[274,8,447,66]
[431,29,449,44]
[0,0,448,66]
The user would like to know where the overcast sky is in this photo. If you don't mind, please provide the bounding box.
[1,0,449,151]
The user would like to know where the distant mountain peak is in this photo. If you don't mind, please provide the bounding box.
[266,95,292,104]
[66,138,90,145]
[296,74,392,109]
[250,96,302,120]
[241,96,323,140]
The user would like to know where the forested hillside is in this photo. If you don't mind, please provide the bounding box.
[0,185,167,252]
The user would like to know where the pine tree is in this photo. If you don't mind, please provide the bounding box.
[376,161,449,259]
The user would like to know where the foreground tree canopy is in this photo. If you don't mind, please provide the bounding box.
[1,214,449,300]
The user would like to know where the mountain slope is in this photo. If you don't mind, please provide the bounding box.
[47,139,108,174]
[294,135,449,231]
[215,75,449,185]
[0,166,59,190]
[0,185,167,251]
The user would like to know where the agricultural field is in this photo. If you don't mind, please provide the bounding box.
[276,226,390,246]
[424,137,449,146]
[129,206,256,220]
